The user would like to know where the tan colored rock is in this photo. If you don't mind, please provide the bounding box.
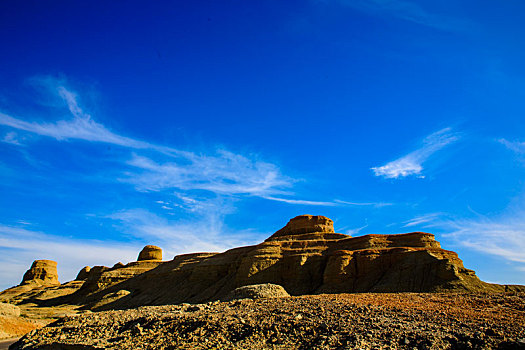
[266,215,335,241]
[138,245,162,261]
[21,260,59,286]
[0,302,20,317]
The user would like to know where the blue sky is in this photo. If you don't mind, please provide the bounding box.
[1,0,525,290]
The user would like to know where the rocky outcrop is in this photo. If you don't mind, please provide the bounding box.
[21,260,59,286]
[267,215,335,240]
[66,215,511,311]
[1,215,523,316]
[138,245,163,261]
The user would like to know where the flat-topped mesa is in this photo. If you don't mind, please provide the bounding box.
[138,245,163,261]
[266,215,340,241]
[21,260,59,286]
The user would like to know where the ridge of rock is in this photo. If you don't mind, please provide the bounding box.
[1,215,524,318]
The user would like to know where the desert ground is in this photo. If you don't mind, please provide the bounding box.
[9,292,525,350]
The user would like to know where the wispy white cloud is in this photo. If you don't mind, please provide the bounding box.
[261,196,337,206]
[334,199,392,207]
[371,127,460,179]
[0,224,140,291]
[0,111,153,149]
[105,208,255,255]
[0,78,295,201]
[499,138,525,154]
[1,77,397,208]
[441,213,525,264]
[402,212,443,228]
[258,197,393,207]
[345,221,369,235]
[125,152,292,197]
[337,0,470,31]
[0,79,182,154]
[1,131,21,145]
[400,206,525,267]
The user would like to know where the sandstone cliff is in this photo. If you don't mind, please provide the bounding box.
[0,215,521,315]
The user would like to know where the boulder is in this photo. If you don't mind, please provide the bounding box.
[21,260,59,286]
[226,284,290,301]
[138,245,162,261]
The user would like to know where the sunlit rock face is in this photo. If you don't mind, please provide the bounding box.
[138,245,163,261]
[21,260,60,286]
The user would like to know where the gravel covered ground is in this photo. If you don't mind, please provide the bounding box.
[11,292,525,349]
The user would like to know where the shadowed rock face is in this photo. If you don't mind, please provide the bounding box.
[21,260,59,286]
[138,245,163,261]
[75,266,91,281]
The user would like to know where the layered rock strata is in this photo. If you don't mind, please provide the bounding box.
[1,215,521,315]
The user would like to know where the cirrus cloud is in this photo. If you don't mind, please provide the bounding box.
[371,127,460,179]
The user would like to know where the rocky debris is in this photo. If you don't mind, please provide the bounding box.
[0,304,19,317]
[21,260,59,286]
[75,266,91,281]
[138,245,163,261]
[225,284,290,301]
[11,292,525,349]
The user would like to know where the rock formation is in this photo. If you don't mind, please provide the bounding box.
[138,245,163,261]
[267,214,335,240]
[21,260,59,286]
[1,215,523,316]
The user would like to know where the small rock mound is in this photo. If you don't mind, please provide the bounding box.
[226,284,290,300]
[112,262,125,269]
[0,302,20,317]
[21,260,59,286]
[138,245,163,261]
[267,215,334,241]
